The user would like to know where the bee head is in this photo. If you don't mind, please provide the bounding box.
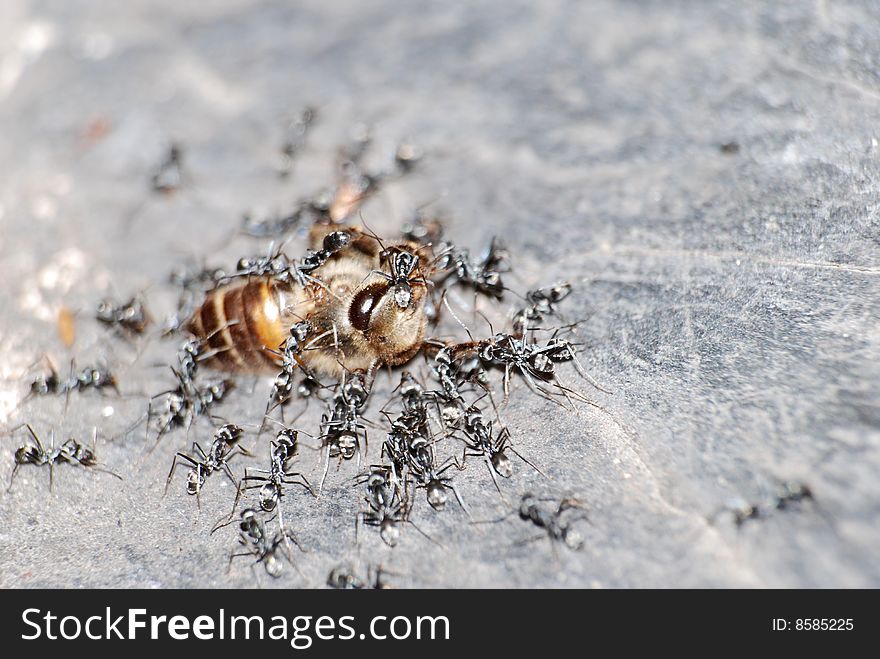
[347,277,427,366]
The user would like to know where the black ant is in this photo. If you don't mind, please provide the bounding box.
[96,295,151,336]
[434,237,510,299]
[378,247,425,309]
[278,107,316,179]
[327,563,393,589]
[358,466,408,547]
[226,427,314,538]
[165,423,248,507]
[151,144,183,193]
[146,367,234,446]
[512,282,572,338]
[28,359,118,400]
[457,403,542,491]
[6,424,120,491]
[228,508,305,579]
[516,494,588,551]
[164,263,227,334]
[317,373,371,493]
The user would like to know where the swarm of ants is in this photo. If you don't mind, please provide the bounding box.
[1,111,820,587]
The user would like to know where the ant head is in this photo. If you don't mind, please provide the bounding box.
[335,432,358,460]
[78,446,98,466]
[14,446,39,464]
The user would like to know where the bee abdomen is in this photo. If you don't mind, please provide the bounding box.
[187,278,290,372]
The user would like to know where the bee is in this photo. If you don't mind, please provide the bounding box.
[186,223,435,379]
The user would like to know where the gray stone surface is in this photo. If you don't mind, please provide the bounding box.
[0,0,878,588]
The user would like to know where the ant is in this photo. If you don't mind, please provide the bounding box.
[96,295,151,336]
[381,372,468,513]
[234,427,314,529]
[28,359,118,400]
[296,230,352,276]
[457,403,542,490]
[165,423,248,507]
[263,321,325,422]
[774,481,814,510]
[375,247,425,309]
[358,466,437,548]
[146,367,234,446]
[358,466,409,547]
[406,434,469,514]
[327,564,393,589]
[151,144,183,193]
[474,332,600,408]
[228,508,305,579]
[317,372,371,493]
[516,494,588,551]
[710,482,817,528]
[7,424,120,491]
[164,264,228,335]
[512,282,572,338]
[278,107,316,179]
[434,237,510,299]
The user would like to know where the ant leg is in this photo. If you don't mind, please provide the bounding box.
[407,519,445,550]
[282,473,315,497]
[484,459,509,506]
[318,445,331,497]
[7,463,22,492]
[227,549,252,573]
[448,480,472,519]
[513,532,550,548]
[211,481,244,534]
[506,445,550,480]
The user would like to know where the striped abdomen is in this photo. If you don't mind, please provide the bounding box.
[187,278,302,372]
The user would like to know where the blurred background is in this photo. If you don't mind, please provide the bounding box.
[0,0,878,587]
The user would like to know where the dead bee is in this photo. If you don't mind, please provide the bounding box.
[96,295,151,336]
[187,224,435,379]
[7,425,120,491]
[151,144,183,193]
